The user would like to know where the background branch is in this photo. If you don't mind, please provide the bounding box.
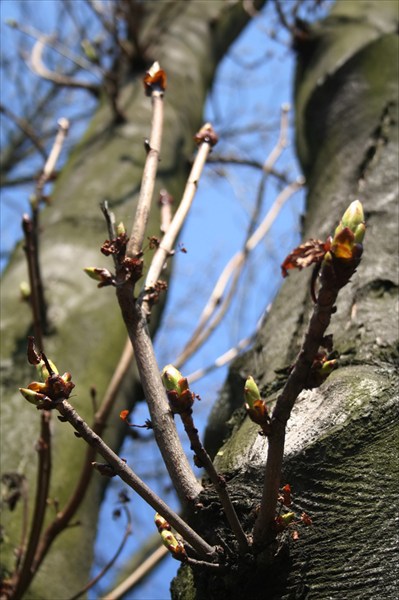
[55,398,216,560]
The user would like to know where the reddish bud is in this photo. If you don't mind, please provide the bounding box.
[194,123,218,147]
[301,512,313,526]
[120,410,129,421]
[143,62,167,96]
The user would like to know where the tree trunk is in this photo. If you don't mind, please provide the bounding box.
[174,1,398,597]
[0,3,265,598]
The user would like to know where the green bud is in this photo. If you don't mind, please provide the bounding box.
[36,358,58,381]
[341,200,364,230]
[244,376,261,410]
[81,39,98,62]
[160,529,180,552]
[334,200,365,242]
[154,513,170,531]
[19,281,31,300]
[19,387,48,406]
[116,222,126,236]
[281,512,296,526]
[320,359,337,376]
[83,267,114,287]
[84,267,110,281]
[159,529,186,559]
[354,222,366,244]
[161,364,184,394]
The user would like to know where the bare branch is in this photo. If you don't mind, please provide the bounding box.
[175,177,304,368]
[179,409,249,554]
[0,103,47,161]
[55,398,216,560]
[8,20,104,77]
[186,317,268,385]
[253,202,365,546]
[35,118,69,199]
[11,412,52,599]
[208,155,289,184]
[116,288,203,503]
[101,545,168,600]
[263,103,290,173]
[32,339,133,574]
[30,36,100,95]
[68,507,132,600]
[142,124,217,316]
[126,89,164,258]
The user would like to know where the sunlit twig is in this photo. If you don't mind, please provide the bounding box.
[142,124,217,316]
[175,177,304,368]
[68,507,132,600]
[175,105,299,368]
[101,545,168,600]
[30,36,100,95]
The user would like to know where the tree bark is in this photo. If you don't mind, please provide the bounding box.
[0,3,265,598]
[174,1,398,598]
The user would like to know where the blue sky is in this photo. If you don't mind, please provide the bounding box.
[0,1,331,598]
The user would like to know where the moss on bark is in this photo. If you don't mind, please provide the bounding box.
[178,1,398,598]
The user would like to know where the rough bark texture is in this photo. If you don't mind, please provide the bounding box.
[0,3,265,598]
[174,1,398,598]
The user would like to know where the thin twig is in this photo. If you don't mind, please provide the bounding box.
[179,408,249,553]
[186,313,268,384]
[101,200,117,240]
[115,67,202,503]
[13,119,70,595]
[100,201,118,268]
[13,476,29,574]
[253,250,362,547]
[30,36,100,95]
[126,89,164,258]
[141,129,215,315]
[101,545,168,600]
[8,21,104,77]
[68,507,132,600]
[35,118,69,199]
[175,177,304,368]
[30,118,69,334]
[116,288,203,503]
[32,339,133,573]
[11,412,52,599]
[0,103,47,161]
[263,103,290,173]
[55,399,217,561]
[21,215,44,348]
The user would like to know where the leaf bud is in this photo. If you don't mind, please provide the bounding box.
[83,267,114,287]
[116,222,126,236]
[143,61,167,96]
[161,365,186,395]
[36,358,58,382]
[160,530,186,560]
[280,512,296,526]
[194,123,218,147]
[244,376,261,410]
[19,387,49,407]
[331,200,365,259]
[154,513,171,532]
[19,281,31,301]
[338,200,365,238]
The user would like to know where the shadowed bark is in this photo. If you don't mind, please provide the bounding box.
[0,2,266,598]
[172,1,398,597]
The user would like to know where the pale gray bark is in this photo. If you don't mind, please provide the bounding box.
[174,1,398,598]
